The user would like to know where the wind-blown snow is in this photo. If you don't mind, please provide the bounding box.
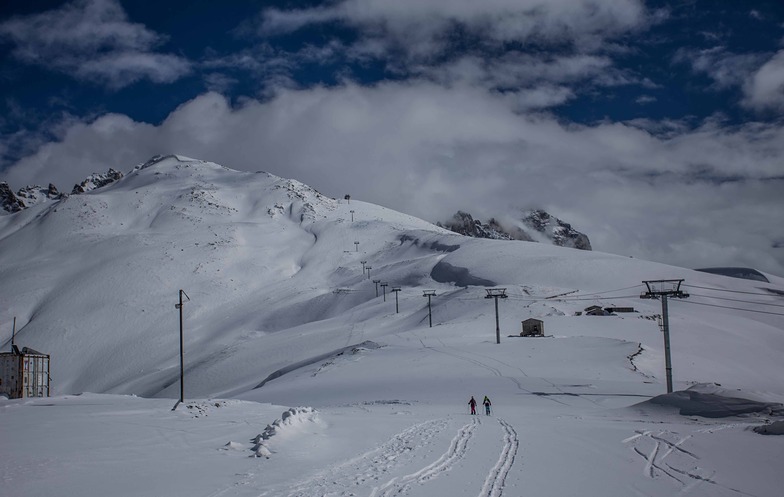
[1,156,783,496]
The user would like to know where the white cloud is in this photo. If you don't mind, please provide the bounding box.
[261,0,648,43]
[674,46,766,90]
[0,0,191,88]
[258,0,649,66]
[3,83,783,275]
[742,50,784,112]
[422,53,615,90]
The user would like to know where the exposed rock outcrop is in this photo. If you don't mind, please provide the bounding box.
[72,168,124,194]
[0,182,26,213]
[439,209,591,250]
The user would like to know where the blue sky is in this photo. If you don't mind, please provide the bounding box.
[1,0,783,274]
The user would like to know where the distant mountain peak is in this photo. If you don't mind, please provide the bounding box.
[2,166,127,214]
[71,168,124,194]
[521,209,592,251]
[0,181,26,213]
[439,209,592,250]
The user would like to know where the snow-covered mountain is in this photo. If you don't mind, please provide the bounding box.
[0,165,123,215]
[439,209,592,250]
[2,155,783,497]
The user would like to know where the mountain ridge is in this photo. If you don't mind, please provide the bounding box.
[438,209,592,250]
[1,155,783,400]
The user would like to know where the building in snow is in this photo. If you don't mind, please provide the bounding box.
[584,305,608,316]
[0,346,50,399]
[521,318,545,337]
[604,306,636,313]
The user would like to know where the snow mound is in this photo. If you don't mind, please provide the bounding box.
[753,420,784,435]
[221,441,245,451]
[635,384,784,419]
[256,406,319,441]
[251,407,320,458]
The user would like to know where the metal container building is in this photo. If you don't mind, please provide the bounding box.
[0,346,50,399]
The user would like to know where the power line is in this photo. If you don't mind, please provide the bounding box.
[675,299,784,316]
[683,283,783,297]
[686,292,784,308]
[562,284,646,298]
[505,295,641,302]
[452,294,640,303]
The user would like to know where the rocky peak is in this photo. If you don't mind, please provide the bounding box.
[72,168,124,194]
[16,183,65,207]
[2,167,124,214]
[440,209,591,250]
[1,182,26,213]
[522,209,592,250]
[438,211,512,240]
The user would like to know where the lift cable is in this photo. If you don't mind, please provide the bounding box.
[683,283,783,297]
[686,292,784,308]
[674,299,784,316]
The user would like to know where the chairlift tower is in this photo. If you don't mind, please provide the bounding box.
[423,290,436,327]
[372,279,381,297]
[380,282,389,301]
[485,288,508,344]
[640,279,689,393]
[391,287,402,313]
[173,289,190,410]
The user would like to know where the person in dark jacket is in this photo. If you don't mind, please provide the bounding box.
[483,396,492,415]
[468,396,477,415]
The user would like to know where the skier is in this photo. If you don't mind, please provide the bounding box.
[468,396,477,415]
[483,396,492,416]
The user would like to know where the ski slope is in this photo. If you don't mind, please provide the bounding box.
[1,156,783,496]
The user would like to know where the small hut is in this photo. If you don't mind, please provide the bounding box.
[604,306,636,313]
[521,318,544,337]
[584,305,607,316]
[0,346,50,399]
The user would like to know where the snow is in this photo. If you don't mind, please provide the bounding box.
[1,157,783,496]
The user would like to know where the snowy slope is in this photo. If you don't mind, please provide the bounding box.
[1,156,783,497]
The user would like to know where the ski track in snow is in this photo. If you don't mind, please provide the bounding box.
[261,415,520,497]
[279,418,450,497]
[623,429,754,495]
[371,417,479,497]
[477,419,519,497]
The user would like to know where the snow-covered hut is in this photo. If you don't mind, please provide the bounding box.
[521,318,544,337]
[0,346,50,399]
[584,305,607,316]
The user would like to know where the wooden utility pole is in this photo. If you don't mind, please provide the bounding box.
[641,280,688,393]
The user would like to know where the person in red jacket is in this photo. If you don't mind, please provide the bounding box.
[468,396,477,415]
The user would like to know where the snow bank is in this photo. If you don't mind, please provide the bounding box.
[635,383,784,418]
[753,420,784,435]
[251,406,320,458]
